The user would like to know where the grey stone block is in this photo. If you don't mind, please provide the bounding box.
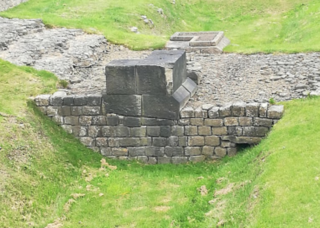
[205,136,220,146]
[232,137,261,145]
[130,127,146,137]
[268,105,284,119]
[190,118,204,126]
[189,155,205,162]
[180,107,194,118]
[208,107,220,118]
[142,95,180,120]
[146,147,164,157]
[232,102,246,116]
[153,137,167,147]
[227,148,237,157]
[71,107,83,116]
[100,147,112,156]
[147,126,160,137]
[82,106,101,116]
[103,94,142,116]
[140,137,152,146]
[35,94,50,106]
[136,65,167,95]
[259,103,269,118]
[182,77,197,97]
[219,104,232,117]
[168,136,179,147]
[204,119,223,126]
[187,70,201,85]
[228,126,243,136]
[212,127,228,135]
[188,136,205,146]
[158,157,172,164]
[172,85,190,108]
[141,118,175,126]
[96,138,108,147]
[243,127,269,137]
[185,126,198,135]
[88,126,101,137]
[61,125,73,134]
[179,136,187,146]
[108,138,119,147]
[215,147,226,157]
[79,116,92,125]
[50,95,64,106]
[87,95,102,106]
[246,103,260,117]
[254,118,273,127]
[127,147,145,156]
[172,157,188,164]
[52,116,63,125]
[47,106,59,117]
[160,126,171,137]
[106,115,119,126]
[92,116,107,125]
[105,61,137,95]
[239,117,253,126]
[185,147,201,156]
[194,107,208,118]
[171,126,185,136]
[80,137,95,147]
[64,116,79,125]
[119,138,140,147]
[112,148,128,156]
[202,146,214,156]
[59,106,71,116]
[224,117,239,126]
[114,126,130,137]
[123,117,141,127]
[74,95,87,106]
[63,95,74,106]
[147,157,158,164]
[101,126,113,137]
[198,126,211,136]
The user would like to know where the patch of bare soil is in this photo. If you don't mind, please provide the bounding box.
[153,206,171,212]
[214,183,234,197]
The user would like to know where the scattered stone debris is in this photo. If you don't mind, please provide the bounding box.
[71,193,85,199]
[63,199,76,212]
[100,158,117,170]
[198,185,208,196]
[130,26,138,33]
[214,183,234,197]
[157,8,164,14]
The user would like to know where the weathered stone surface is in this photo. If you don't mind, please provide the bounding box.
[96,138,108,147]
[92,116,106,125]
[136,65,167,95]
[153,137,167,147]
[198,126,211,135]
[254,118,273,127]
[171,126,184,136]
[113,126,130,137]
[165,147,183,156]
[147,157,157,164]
[112,148,128,156]
[228,127,243,136]
[145,147,164,157]
[224,117,239,126]
[59,106,71,116]
[188,136,205,146]
[47,106,59,116]
[130,127,146,137]
[35,94,50,106]
[215,147,227,157]
[147,126,160,137]
[232,137,262,144]
[205,136,220,146]
[219,105,232,117]
[160,126,171,137]
[64,116,79,125]
[208,107,220,118]
[80,137,95,147]
[119,138,140,147]
[128,147,146,156]
[103,94,141,116]
[243,126,269,137]
[227,148,237,156]
[100,147,112,156]
[180,106,194,118]
[172,157,188,164]
[202,146,214,156]
[204,119,223,126]
[185,126,198,135]
[232,102,246,116]
[179,136,187,146]
[182,77,197,97]
[142,95,179,120]
[168,136,179,147]
[259,103,269,118]
[82,106,101,115]
[189,155,205,162]
[158,157,172,164]
[190,118,204,126]
[194,107,208,118]
[185,147,201,156]
[212,127,227,135]
[123,117,141,127]
[239,117,253,126]
[246,103,260,117]
[88,126,101,137]
[71,107,83,116]
[172,85,190,108]
[106,115,119,126]
[268,105,284,119]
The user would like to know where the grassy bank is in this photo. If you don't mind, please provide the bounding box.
[1,0,320,52]
[1,58,320,227]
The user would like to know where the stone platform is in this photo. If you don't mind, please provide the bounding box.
[166,31,230,54]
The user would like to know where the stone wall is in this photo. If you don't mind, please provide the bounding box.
[0,0,28,12]
[34,92,283,164]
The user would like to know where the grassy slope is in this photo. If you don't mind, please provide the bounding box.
[1,58,320,227]
[1,0,320,52]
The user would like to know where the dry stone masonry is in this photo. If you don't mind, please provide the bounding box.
[0,0,28,12]
[34,50,284,164]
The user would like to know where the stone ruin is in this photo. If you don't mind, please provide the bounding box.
[166,31,230,54]
[0,0,28,12]
[34,50,284,164]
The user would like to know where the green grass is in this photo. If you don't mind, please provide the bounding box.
[1,0,320,52]
[2,58,320,227]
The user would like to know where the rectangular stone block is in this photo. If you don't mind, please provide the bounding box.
[205,136,220,146]
[267,105,284,119]
[92,116,107,125]
[246,103,260,117]
[219,105,232,117]
[47,106,59,117]
[165,147,183,156]
[172,85,191,109]
[86,95,102,106]
[50,95,64,106]
[100,147,112,156]
[254,118,273,127]
[112,148,128,156]
[79,116,92,125]
[141,118,175,126]
[208,107,220,118]
[194,107,208,118]
[88,126,101,137]
[168,136,179,147]
[204,119,223,126]
[72,126,87,137]
[212,127,227,135]
[232,136,262,145]
[259,103,269,118]
[114,126,130,137]
[239,117,253,126]
[198,126,211,135]
[171,126,185,137]
[105,61,137,95]
[142,95,180,120]
[189,155,205,162]
[80,137,95,147]
[74,95,87,106]
[188,136,205,146]
[185,147,201,156]
[185,126,198,135]
[172,157,188,164]
[108,138,119,147]
[136,65,167,95]
[215,147,226,157]
[243,126,269,137]
[123,117,141,127]
[59,106,71,116]
[101,126,113,137]
[180,107,194,118]
[190,118,204,126]
[118,138,140,147]
[153,137,168,147]
[103,94,141,116]
[140,137,152,146]
[202,146,214,156]
[224,117,239,126]
[128,147,146,157]
[178,118,190,126]
[146,147,164,157]
[147,126,160,137]
[182,77,197,97]
[64,116,79,126]
[228,126,243,136]
[71,106,83,116]
[106,115,119,126]
[160,126,171,137]
[96,138,108,147]
[130,127,146,137]
[35,94,50,106]
[232,102,246,116]
[179,136,187,146]
[82,106,101,116]
[63,95,74,106]
[158,157,172,164]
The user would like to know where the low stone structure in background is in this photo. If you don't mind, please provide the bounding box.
[34,50,284,164]
[166,31,230,54]
[0,0,28,12]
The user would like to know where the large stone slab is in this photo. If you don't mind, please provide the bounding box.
[103,94,141,116]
